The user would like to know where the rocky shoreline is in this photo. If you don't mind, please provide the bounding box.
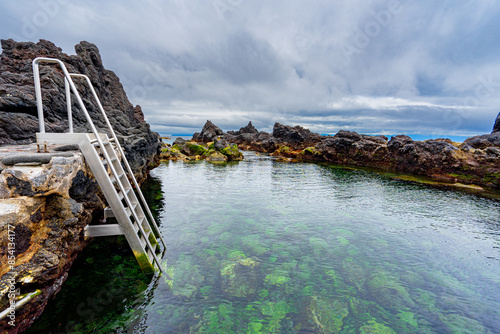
[192,118,500,190]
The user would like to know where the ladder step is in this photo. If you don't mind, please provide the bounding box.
[92,140,110,147]
[110,173,126,184]
[116,188,132,201]
[104,207,114,218]
[140,234,147,249]
[140,233,157,254]
[85,224,124,237]
[103,157,118,163]
[124,202,138,217]
[147,248,155,263]
[119,187,132,200]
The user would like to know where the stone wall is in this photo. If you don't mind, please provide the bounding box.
[0,145,102,333]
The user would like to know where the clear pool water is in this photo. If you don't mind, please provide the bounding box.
[28,152,500,333]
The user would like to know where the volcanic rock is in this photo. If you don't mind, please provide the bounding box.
[0,152,101,333]
[0,39,161,179]
[192,120,224,143]
[272,123,322,150]
[462,132,500,149]
[493,112,500,133]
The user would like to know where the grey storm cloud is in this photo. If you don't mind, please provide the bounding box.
[1,0,500,139]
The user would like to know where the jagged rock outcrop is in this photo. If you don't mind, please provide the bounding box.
[461,132,500,150]
[0,39,162,332]
[272,123,322,149]
[0,39,161,179]
[225,122,273,152]
[492,112,500,133]
[0,146,101,333]
[191,120,224,143]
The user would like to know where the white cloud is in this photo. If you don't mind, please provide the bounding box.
[1,0,500,138]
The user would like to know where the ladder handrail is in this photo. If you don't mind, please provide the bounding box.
[33,58,110,154]
[68,73,166,249]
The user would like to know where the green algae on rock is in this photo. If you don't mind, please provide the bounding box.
[306,296,349,334]
[163,257,205,298]
[220,257,259,297]
[358,319,396,334]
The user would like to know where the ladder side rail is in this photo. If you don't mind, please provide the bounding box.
[89,134,164,272]
[100,140,164,271]
[79,136,161,273]
[69,73,166,249]
[33,57,46,133]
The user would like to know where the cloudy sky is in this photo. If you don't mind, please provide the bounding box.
[1,0,500,140]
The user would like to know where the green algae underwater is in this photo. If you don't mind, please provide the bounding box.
[27,152,500,333]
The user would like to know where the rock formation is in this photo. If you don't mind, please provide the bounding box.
[0,39,161,180]
[191,120,224,143]
[493,112,500,133]
[0,147,101,333]
[225,122,274,152]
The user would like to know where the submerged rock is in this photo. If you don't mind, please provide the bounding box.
[163,258,205,298]
[366,272,415,310]
[358,320,396,334]
[305,296,349,334]
[194,303,235,333]
[206,151,228,162]
[220,257,259,297]
[261,300,294,332]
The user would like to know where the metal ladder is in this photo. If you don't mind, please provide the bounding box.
[33,57,165,275]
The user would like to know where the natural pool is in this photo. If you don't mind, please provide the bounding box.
[28,152,500,333]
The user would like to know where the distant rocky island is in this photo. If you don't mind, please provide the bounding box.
[185,117,500,190]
